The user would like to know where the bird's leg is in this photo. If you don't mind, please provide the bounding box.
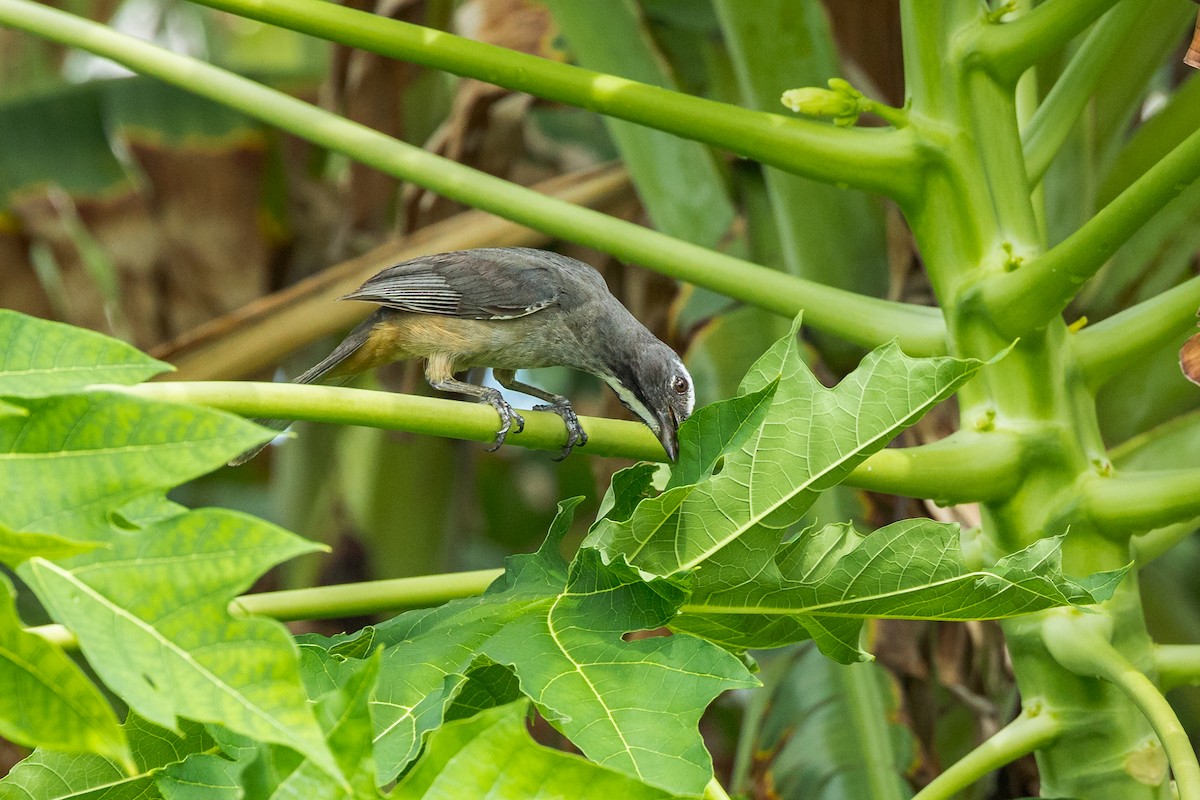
[493,369,587,460]
[428,375,525,450]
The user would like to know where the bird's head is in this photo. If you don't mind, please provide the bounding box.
[602,342,694,461]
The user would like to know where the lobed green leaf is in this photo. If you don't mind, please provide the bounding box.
[0,574,129,769]
[0,521,98,567]
[0,391,270,541]
[676,521,1128,663]
[18,508,337,781]
[0,310,170,397]
[0,715,212,800]
[589,321,983,580]
[308,499,755,797]
[394,701,679,800]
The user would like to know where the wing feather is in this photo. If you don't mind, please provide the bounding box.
[341,248,594,320]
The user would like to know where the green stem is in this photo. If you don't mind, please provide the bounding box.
[983,125,1200,336]
[1043,609,1200,799]
[842,662,909,800]
[973,0,1124,85]
[846,430,1024,503]
[108,381,672,460]
[104,381,1021,502]
[1083,469,1200,535]
[1023,0,1153,184]
[965,69,1040,245]
[185,0,921,202]
[1155,645,1200,690]
[1074,274,1200,388]
[702,778,732,800]
[29,568,505,650]
[0,0,945,355]
[911,706,1062,800]
[1132,519,1200,565]
[230,568,502,621]
[25,622,76,649]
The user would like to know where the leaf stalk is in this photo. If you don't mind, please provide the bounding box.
[0,0,943,354]
[1043,610,1200,799]
[185,0,922,201]
[911,706,1062,800]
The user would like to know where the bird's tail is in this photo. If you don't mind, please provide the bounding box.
[227,324,370,466]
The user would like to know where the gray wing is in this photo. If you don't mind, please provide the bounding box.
[341,248,608,320]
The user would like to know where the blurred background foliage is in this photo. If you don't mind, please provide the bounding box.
[1,1,1198,796]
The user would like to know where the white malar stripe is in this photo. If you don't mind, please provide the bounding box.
[602,375,658,433]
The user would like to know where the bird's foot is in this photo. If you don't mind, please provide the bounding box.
[534,400,588,461]
[482,389,524,451]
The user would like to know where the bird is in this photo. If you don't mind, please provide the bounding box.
[229,247,695,465]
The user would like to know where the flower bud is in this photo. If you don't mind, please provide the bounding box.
[780,78,863,127]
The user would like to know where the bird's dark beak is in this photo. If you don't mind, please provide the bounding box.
[656,407,680,461]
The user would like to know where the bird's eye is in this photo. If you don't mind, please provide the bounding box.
[672,375,689,394]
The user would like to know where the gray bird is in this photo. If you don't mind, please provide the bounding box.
[230,247,695,464]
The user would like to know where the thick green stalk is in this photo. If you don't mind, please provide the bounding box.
[911,706,1062,800]
[966,69,1041,246]
[1131,519,1200,565]
[106,381,1019,502]
[184,0,921,202]
[973,0,1125,85]
[1074,274,1200,388]
[1082,469,1200,535]
[842,662,910,800]
[1023,0,1155,184]
[898,3,1175,797]
[0,0,945,355]
[1043,607,1200,799]
[985,125,1200,336]
[110,381,671,460]
[230,569,502,621]
[31,568,506,650]
[1155,645,1200,690]
[846,431,1024,503]
[1003,584,1171,799]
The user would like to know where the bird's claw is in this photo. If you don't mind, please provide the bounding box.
[535,401,588,461]
[482,390,524,451]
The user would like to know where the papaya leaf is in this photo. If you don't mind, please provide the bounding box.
[0,310,170,397]
[314,499,755,797]
[0,520,98,567]
[0,715,212,800]
[676,520,1128,663]
[394,701,678,800]
[18,508,338,782]
[0,573,129,768]
[158,754,247,800]
[213,647,383,798]
[587,320,984,580]
[0,391,270,540]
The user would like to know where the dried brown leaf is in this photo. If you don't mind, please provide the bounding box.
[1181,328,1200,384]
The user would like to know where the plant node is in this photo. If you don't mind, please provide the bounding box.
[1002,241,1024,272]
[985,1,1018,24]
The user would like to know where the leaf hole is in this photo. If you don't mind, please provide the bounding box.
[622,627,672,642]
[711,456,725,476]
